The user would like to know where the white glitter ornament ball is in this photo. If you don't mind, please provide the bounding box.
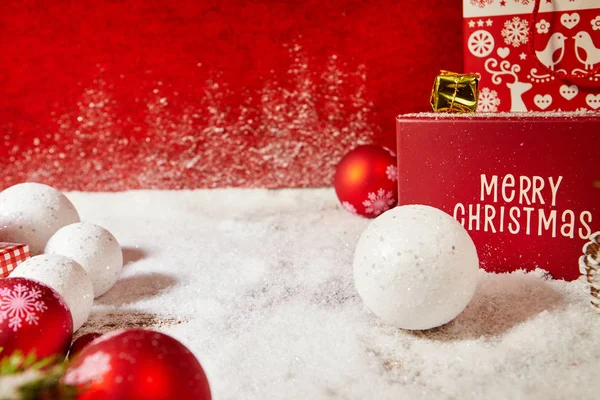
[10,254,94,331]
[0,183,80,255]
[353,205,479,330]
[45,223,123,298]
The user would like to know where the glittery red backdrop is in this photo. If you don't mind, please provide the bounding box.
[1,1,462,190]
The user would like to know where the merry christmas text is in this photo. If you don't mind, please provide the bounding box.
[453,174,592,239]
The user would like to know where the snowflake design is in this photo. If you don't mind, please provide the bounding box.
[592,16,600,31]
[502,17,529,48]
[470,0,493,7]
[362,189,395,216]
[386,165,398,181]
[468,30,494,58]
[63,351,112,385]
[342,201,357,214]
[477,87,501,112]
[536,19,550,34]
[514,0,530,4]
[0,284,47,332]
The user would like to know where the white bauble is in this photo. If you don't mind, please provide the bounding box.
[0,183,80,255]
[45,223,122,298]
[10,254,94,331]
[353,205,479,330]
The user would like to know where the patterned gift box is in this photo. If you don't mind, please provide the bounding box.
[0,243,30,279]
[464,0,600,112]
[396,112,600,281]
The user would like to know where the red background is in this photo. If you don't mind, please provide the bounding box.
[1,0,462,190]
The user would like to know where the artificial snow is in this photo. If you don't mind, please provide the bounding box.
[3,45,377,191]
[65,188,600,400]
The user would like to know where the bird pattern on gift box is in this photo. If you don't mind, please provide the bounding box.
[574,31,600,70]
[464,1,600,112]
[534,32,567,70]
[532,12,600,76]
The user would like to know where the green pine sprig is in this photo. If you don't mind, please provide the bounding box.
[11,365,78,400]
[0,349,79,400]
[0,349,57,376]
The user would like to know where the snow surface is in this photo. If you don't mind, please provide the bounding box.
[66,188,600,400]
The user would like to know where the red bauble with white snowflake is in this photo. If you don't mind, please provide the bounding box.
[334,144,398,218]
[63,329,211,400]
[0,277,73,359]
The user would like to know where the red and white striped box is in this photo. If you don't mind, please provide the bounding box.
[0,243,30,278]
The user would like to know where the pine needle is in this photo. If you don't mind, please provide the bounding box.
[0,349,79,400]
[0,350,57,376]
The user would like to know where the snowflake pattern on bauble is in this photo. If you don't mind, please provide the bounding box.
[386,165,398,181]
[502,17,529,48]
[342,201,357,215]
[477,88,501,112]
[470,0,493,8]
[363,189,395,216]
[0,283,47,332]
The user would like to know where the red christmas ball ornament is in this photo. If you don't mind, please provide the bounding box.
[63,329,211,400]
[0,277,73,359]
[69,332,103,359]
[334,144,398,217]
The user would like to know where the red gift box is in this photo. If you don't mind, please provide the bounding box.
[463,0,600,112]
[0,243,30,279]
[396,112,600,281]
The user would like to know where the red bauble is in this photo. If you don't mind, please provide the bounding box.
[334,145,398,218]
[69,332,103,359]
[63,329,211,400]
[0,277,73,359]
